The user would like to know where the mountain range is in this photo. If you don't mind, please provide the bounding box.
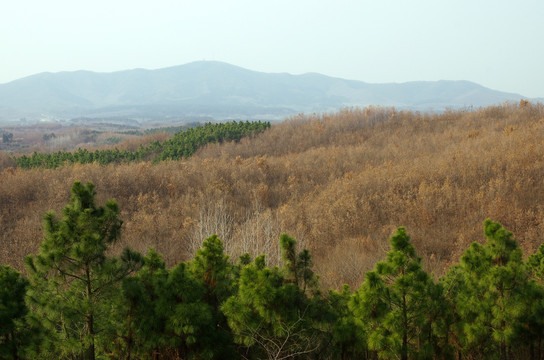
[0,61,537,123]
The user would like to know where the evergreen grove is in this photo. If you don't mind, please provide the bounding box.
[3,182,544,359]
[14,121,270,169]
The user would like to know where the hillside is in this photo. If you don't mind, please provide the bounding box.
[1,101,544,290]
[0,61,531,122]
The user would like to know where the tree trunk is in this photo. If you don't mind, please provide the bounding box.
[10,331,19,360]
[85,313,95,360]
[85,266,95,360]
[125,311,133,360]
[402,292,408,360]
[500,341,507,360]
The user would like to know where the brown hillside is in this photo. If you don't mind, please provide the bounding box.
[1,101,544,289]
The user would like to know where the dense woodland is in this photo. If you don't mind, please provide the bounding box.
[2,181,544,359]
[2,101,544,358]
[14,121,270,168]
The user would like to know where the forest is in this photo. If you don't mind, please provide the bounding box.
[2,101,544,358]
[13,121,270,168]
[2,181,544,359]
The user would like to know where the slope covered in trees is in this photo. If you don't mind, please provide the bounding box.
[13,121,270,168]
[2,181,544,359]
[1,102,544,290]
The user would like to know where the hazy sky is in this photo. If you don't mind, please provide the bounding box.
[1,0,543,97]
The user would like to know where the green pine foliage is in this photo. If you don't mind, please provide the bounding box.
[222,236,326,360]
[351,227,451,360]
[279,233,318,293]
[23,181,143,360]
[105,239,238,360]
[104,248,169,358]
[527,243,544,282]
[326,284,369,359]
[187,235,238,359]
[0,265,30,359]
[5,181,544,359]
[157,261,218,359]
[443,219,544,359]
[14,121,270,169]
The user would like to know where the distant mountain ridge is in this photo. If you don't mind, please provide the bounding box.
[0,61,535,123]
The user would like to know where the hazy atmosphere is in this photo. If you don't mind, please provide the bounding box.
[1,0,543,98]
[5,1,544,359]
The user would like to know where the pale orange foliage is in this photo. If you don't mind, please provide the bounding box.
[2,102,544,289]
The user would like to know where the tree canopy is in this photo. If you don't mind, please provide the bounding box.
[24,182,143,360]
[3,181,544,359]
[15,121,270,169]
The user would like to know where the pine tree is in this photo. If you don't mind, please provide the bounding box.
[104,248,168,359]
[524,243,544,358]
[222,235,322,360]
[351,227,448,360]
[327,284,368,360]
[191,234,235,311]
[24,181,143,360]
[188,234,238,359]
[111,237,238,360]
[527,243,544,283]
[444,220,537,359]
[159,261,217,359]
[0,265,29,359]
[280,234,318,293]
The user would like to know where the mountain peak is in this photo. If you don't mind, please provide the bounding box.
[0,62,529,123]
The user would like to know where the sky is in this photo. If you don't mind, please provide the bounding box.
[1,0,543,98]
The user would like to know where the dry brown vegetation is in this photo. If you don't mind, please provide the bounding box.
[2,101,544,289]
[0,121,171,154]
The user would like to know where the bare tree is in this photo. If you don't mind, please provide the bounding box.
[185,198,234,256]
